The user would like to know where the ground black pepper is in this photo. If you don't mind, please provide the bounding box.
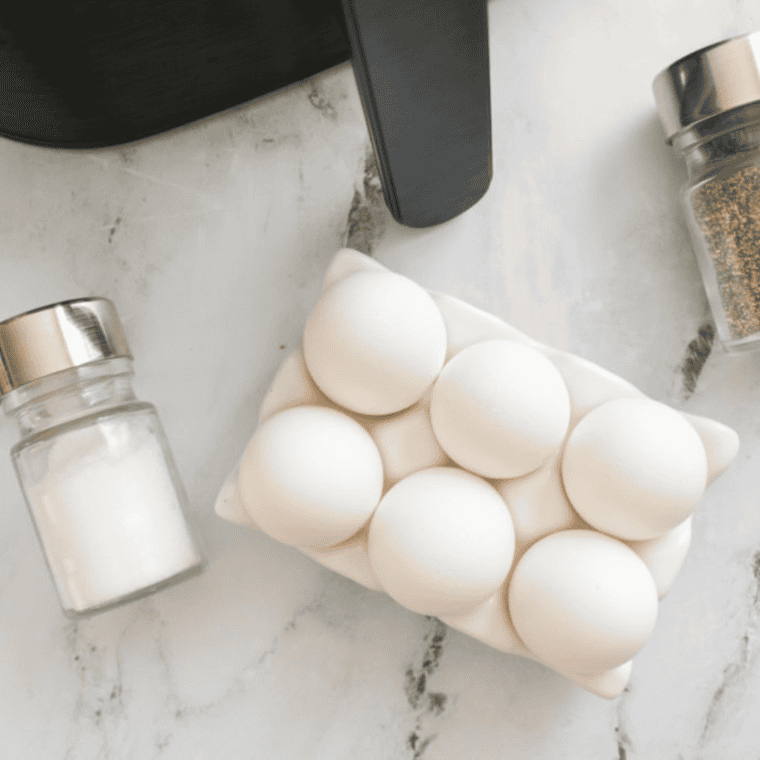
[689,162,760,341]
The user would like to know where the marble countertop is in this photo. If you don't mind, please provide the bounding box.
[1,1,759,758]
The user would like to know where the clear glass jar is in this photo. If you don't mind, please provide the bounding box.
[674,105,760,352]
[0,299,205,617]
[654,33,760,353]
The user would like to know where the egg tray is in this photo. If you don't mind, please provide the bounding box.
[215,249,739,699]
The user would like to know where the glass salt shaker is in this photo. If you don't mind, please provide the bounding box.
[654,31,760,353]
[0,298,205,617]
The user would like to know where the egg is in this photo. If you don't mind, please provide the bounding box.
[367,467,515,616]
[561,397,707,541]
[508,530,659,673]
[303,270,448,415]
[238,406,384,549]
[429,340,571,479]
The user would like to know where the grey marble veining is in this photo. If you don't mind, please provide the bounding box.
[1,0,760,758]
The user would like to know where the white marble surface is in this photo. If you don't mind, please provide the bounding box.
[1,1,759,757]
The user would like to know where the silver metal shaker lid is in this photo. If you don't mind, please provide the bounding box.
[0,298,132,394]
[654,32,760,142]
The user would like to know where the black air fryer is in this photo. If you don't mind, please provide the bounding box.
[0,1,492,228]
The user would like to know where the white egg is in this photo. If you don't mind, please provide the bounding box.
[367,467,515,616]
[238,406,384,549]
[561,397,707,541]
[303,270,448,415]
[429,340,571,479]
[508,530,659,673]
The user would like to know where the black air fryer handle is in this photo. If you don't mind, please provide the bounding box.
[340,0,492,228]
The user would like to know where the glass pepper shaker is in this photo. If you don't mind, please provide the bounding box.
[0,298,205,617]
[654,32,760,353]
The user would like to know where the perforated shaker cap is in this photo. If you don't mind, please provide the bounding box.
[654,31,760,142]
[0,297,132,394]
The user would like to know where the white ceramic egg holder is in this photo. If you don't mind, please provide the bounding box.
[215,249,739,699]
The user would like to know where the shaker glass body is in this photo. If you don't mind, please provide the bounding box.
[3,356,204,617]
[674,106,760,352]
